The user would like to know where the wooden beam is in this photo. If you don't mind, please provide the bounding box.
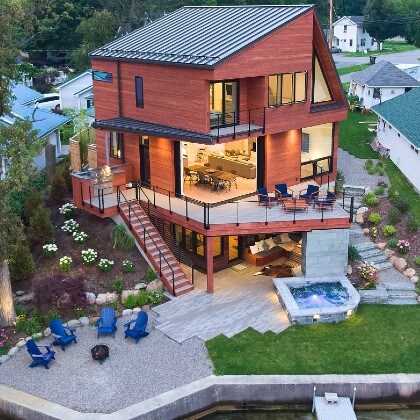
[205,235,214,293]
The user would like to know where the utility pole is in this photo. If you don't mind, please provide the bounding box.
[329,0,333,50]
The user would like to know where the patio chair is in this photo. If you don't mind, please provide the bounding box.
[95,307,118,338]
[49,318,77,351]
[229,170,238,189]
[257,187,278,208]
[184,167,198,185]
[210,176,226,193]
[274,183,293,203]
[124,311,149,343]
[299,184,320,202]
[26,339,56,369]
[313,191,336,211]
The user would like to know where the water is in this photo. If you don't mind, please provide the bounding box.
[288,282,349,309]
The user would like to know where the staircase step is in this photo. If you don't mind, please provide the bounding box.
[354,242,378,252]
[387,290,418,299]
[374,261,394,271]
[175,284,195,296]
[386,298,418,305]
[364,255,388,264]
[359,249,383,259]
[382,282,415,291]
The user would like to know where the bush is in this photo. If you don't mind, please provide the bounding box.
[405,214,419,232]
[33,274,87,311]
[148,290,163,304]
[59,256,72,272]
[393,197,410,214]
[364,159,373,170]
[81,249,98,265]
[43,243,58,259]
[50,172,67,203]
[112,276,123,294]
[334,170,344,194]
[59,203,76,219]
[98,258,114,272]
[123,294,138,309]
[23,190,44,224]
[61,219,79,234]
[388,186,400,201]
[14,314,41,336]
[374,186,385,196]
[382,225,396,237]
[28,204,54,244]
[388,207,402,224]
[122,260,134,273]
[146,268,157,282]
[415,256,420,266]
[73,231,88,244]
[387,237,398,248]
[348,245,360,261]
[397,240,410,254]
[363,192,379,206]
[368,212,381,224]
[111,224,135,249]
[137,291,149,306]
[9,241,35,282]
[56,159,73,193]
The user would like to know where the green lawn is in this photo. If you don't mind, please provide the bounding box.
[337,64,370,76]
[344,40,419,57]
[206,305,420,375]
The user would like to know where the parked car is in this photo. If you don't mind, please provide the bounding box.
[331,47,342,53]
[36,93,60,110]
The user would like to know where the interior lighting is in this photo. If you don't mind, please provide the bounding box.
[312,314,321,322]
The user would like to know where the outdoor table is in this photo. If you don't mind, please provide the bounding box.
[283,199,308,213]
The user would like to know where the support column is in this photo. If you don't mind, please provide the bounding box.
[205,235,214,293]
[104,132,110,166]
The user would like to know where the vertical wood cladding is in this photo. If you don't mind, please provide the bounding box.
[149,136,175,192]
[123,133,141,182]
[265,130,302,190]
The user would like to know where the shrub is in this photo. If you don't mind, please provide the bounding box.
[28,204,54,244]
[146,267,157,282]
[59,203,76,219]
[348,245,360,261]
[56,159,73,193]
[393,197,409,214]
[358,262,378,289]
[370,226,378,237]
[148,290,163,304]
[59,256,73,272]
[73,231,88,244]
[43,243,58,258]
[98,258,114,272]
[334,170,344,194]
[61,219,79,234]
[81,248,98,265]
[123,294,138,309]
[9,241,35,282]
[122,260,134,273]
[415,256,420,266]
[0,329,9,354]
[112,276,123,294]
[405,214,419,232]
[23,190,44,224]
[397,240,410,254]
[363,192,379,206]
[50,172,67,203]
[387,237,398,248]
[14,314,41,336]
[14,302,27,316]
[137,291,149,306]
[388,186,400,201]
[368,212,381,224]
[387,207,402,224]
[374,185,385,196]
[382,225,396,237]
[377,180,388,188]
[41,309,61,325]
[111,224,135,249]
[364,159,373,170]
[33,274,87,311]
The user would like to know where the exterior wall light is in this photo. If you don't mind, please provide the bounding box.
[312,314,321,322]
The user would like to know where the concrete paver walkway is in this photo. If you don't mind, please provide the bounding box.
[153,264,290,343]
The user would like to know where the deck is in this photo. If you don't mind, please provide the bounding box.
[314,395,357,420]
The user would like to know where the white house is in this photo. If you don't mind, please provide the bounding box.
[58,70,93,111]
[349,61,420,109]
[396,64,420,81]
[372,89,420,192]
[333,16,377,53]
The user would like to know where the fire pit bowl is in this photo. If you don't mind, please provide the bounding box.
[91,344,109,364]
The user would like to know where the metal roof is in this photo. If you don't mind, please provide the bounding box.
[90,5,313,67]
[372,88,420,148]
[11,83,43,106]
[92,117,214,143]
[352,61,420,87]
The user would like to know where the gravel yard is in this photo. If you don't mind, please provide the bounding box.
[0,311,213,413]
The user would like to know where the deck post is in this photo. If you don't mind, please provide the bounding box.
[205,235,214,293]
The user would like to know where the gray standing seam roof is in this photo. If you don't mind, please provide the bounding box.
[90,5,313,67]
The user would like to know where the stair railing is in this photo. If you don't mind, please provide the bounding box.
[341,188,356,223]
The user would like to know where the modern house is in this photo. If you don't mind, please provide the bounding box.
[333,16,377,53]
[71,5,350,295]
[0,84,69,177]
[349,61,420,109]
[372,88,420,192]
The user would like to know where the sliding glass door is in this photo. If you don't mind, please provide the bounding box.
[210,80,239,128]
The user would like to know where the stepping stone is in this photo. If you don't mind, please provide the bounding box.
[387,290,418,299]
[354,242,377,252]
[359,249,383,259]
[365,255,388,264]
[374,261,394,271]
[382,282,415,291]
[386,298,418,305]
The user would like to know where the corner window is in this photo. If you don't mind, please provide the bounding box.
[93,71,113,83]
[135,76,144,108]
[312,53,332,103]
[110,132,122,159]
[268,72,307,107]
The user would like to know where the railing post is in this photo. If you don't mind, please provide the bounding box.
[203,204,207,229]
[248,109,251,136]
[265,203,268,225]
[236,202,239,226]
[350,196,355,223]
[233,112,236,139]
[185,196,189,221]
[128,205,132,229]
[99,189,104,214]
[89,185,93,208]
[135,182,139,201]
[293,200,297,224]
[321,204,324,222]
[191,265,194,285]
[217,114,220,143]
[153,186,156,208]
[80,183,84,207]
[169,191,172,214]
[116,186,120,212]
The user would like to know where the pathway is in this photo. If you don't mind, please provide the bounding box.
[334,49,420,66]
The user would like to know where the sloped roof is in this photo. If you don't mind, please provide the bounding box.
[90,5,313,67]
[372,89,420,148]
[11,83,43,106]
[352,61,420,87]
[58,70,92,90]
[333,15,364,26]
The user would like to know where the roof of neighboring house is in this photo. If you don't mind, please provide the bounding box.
[333,15,365,26]
[351,61,420,87]
[11,83,43,105]
[58,70,92,90]
[90,5,313,67]
[74,85,93,97]
[1,104,70,138]
[87,106,95,118]
[372,88,420,148]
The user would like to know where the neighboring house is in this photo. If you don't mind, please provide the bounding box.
[396,64,420,82]
[372,89,420,193]
[333,16,377,53]
[0,84,69,178]
[59,70,93,110]
[349,61,420,109]
[72,5,349,295]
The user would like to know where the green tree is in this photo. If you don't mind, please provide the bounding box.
[28,204,54,244]
[394,0,420,45]
[335,0,367,17]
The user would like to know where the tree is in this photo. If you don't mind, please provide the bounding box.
[29,204,54,244]
[394,0,420,45]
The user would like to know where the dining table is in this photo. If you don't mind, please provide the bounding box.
[187,165,237,190]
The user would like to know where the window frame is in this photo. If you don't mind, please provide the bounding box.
[311,49,333,104]
[110,132,122,159]
[92,70,113,83]
[268,71,307,107]
[135,76,144,108]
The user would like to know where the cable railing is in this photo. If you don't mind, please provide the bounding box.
[80,180,112,214]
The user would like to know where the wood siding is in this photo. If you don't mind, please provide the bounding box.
[149,136,175,192]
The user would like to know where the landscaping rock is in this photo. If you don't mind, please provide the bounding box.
[347,265,353,275]
[146,279,164,293]
[0,355,10,364]
[141,305,150,312]
[15,290,25,296]
[362,228,370,235]
[122,309,133,316]
[357,206,368,215]
[16,338,26,348]
[24,337,32,342]
[132,307,142,314]
[14,292,34,304]
[134,282,147,290]
[95,292,117,305]
[8,347,18,357]
[121,290,138,302]
[389,256,398,264]
[32,332,43,340]
[384,249,395,258]
[67,319,81,328]
[89,316,100,325]
[403,268,416,278]
[355,214,364,224]
[410,276,419,285]
[377,243,386,251]
[85,292,96,304]
[394,258,407,272]
[43,327,51,337]
[79,317,89,326]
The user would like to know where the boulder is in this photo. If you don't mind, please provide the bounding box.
[410,276,419,285]
[14,292,34,304]
[0,355,10,364]
[85,292,96,304]
[377,243,386,251]
[394,258,407,272]
[32,332,43,340]
[95,292,117,305]
[89,316,100,325]
[15,290,25,296]
[24,337,32,342]
[79,317,89,326]
[403,268,416,278]
[8,347,18,357]
[67,319,81,328]
[384,249,395,258]
[389,256,398,264]
[146,279,164,293]
[121,290,138,302]
[357,206,369,215]
[43,327,51,337]
[141,305,150,312]
[362,228,370,235]
[122,309,133,316]
[134,282,147,290]
[347,265,353,275]
[355,214,364,224]
[16,338,26,348]
[132,307,142,314]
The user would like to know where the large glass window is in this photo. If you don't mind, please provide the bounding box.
[110,132,122,158]
[135,76,144,108]
[93,71,112,83]
[268,72,307,107]
[312,54,332,103]
[210,80,239,128]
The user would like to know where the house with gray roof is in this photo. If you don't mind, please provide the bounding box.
[333,16,376,52]
[349,61,420,109]
[372,88,420,192]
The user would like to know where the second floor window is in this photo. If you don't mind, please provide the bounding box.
[135,76,144,108]
[268,72,307,107]
[343,25,347,33]
[93,71,112,83]
[110,132,122,159]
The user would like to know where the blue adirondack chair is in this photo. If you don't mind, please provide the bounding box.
[95,307,118,338]
[274,183,293,202]
[257,187,278,208]
[49,318,77,351]
[26,339,55,369]
[299,184,320,202]
[314,191,336,211]
[124,311,149,343]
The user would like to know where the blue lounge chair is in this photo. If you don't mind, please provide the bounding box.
[274,183,293,202]
[26,339,55,369]
[257,187,278,208]
[299,184,320,202]
[95,307,118,338]
[124,312,149,343]
[50,318,77,351]
[314,191,336,211]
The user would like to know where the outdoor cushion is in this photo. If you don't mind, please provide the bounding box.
[273,234,282,245]
[255,240,265,252]
[280,233,290,243]
[249,245,259,255]
[262,241,270,252]
[265,237,277,250]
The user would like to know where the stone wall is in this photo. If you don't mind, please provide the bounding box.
[302,228,349,277]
